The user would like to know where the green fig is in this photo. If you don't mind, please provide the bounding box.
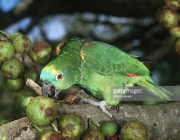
[169,25,180,37]
[100,121,117,137]
[14,88,37,113]
[32,124,68,140]
[29,42,52,65]
[81,128,105,140]
[156,6,178,28]
[24,68,39,82]
[11,33,32,53]
[1,58,23,79]
[26,96,58,127]
[0,40,14,62]
[58,113,85,139]
[6,77,24,92]
[38,130,65,140]
[165,0,180,10]
[121,120,148,140]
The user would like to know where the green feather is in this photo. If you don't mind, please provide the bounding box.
[81,41,150,76]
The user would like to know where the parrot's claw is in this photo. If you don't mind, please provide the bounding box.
[80,98,113,118]
[111,105,120,113]
[98,100,113,118]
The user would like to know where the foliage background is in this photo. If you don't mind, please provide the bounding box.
[0,0,180,121]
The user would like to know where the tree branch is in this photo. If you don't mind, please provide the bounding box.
[0,102,180,140]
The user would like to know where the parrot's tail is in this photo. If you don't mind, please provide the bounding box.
[137,76,173,100]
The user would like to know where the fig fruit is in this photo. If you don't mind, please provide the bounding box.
[169,25,180,37]
[100,121,117,137]
[14,88,37,113]
[0,40,14,62]
[81,128,105,140]
[38,130,64,140]
[1,58,23,79]
[58,113,85,139]
[26,96,58,127]
[12,33,32,53]
[156,6,178,28]
[121,120,148,140]
[29,42,52,65]
[6,77,24,92]
[165,0,180,10]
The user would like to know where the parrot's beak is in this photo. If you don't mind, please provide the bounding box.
[42,81,61,97]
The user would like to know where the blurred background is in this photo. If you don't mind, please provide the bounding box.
[0,0,180,121]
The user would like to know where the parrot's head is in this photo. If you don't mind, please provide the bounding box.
[40,61,80,97]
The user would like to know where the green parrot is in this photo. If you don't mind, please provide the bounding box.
[40,39,172,118]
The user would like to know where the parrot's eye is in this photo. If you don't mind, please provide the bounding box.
[56,72,63,81]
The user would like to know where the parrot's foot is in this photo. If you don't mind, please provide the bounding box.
[81,98,113,118]
[111,105,120,113]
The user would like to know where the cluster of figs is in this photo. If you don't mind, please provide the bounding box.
[0,31,148,140]
[0,31,52,92]
[26,96,119,140]
[156,0,180,53]
[17,94,147,140]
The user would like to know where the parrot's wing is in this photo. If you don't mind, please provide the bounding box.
[80,41,150,76]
